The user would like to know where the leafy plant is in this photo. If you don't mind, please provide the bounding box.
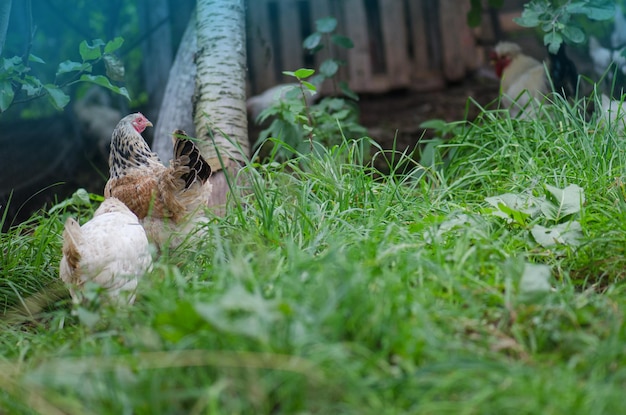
[515,0,614,53]
[254,17,367,162]
[302,16,356,99]
[486,183,585,249]
[0,37,129,113]
[413,119,467,178]
[256,69,367,161]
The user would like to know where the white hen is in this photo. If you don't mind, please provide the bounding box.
[491,42,548,119]
[59,197,152,305]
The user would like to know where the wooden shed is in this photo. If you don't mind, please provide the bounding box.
[245,0,484,95]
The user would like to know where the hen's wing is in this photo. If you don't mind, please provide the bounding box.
[104,164,169,220]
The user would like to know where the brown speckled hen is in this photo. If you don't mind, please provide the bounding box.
[104,113,212,249]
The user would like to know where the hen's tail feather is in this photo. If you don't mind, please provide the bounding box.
[172,129,212,189]
[61,218,83,277]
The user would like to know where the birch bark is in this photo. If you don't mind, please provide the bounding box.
[153,0,248,212]
[193,0,248,163]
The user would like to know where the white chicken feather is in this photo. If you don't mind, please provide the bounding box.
[59,197,152,305]
[589,36,626,79]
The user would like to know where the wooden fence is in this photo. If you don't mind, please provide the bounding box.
[245,0,483,95]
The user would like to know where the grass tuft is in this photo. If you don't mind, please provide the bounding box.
[2,98,626,413]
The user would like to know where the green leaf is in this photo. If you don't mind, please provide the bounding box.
[339,81,359,101]
[194,285,281,344]
[2,56,27,74]
[498,203,530,225]
[79,40,103,61]
[21,75,42,96]
[48,188,93,214]
[562,24,585,43]
[319,59,339,77]
[420,119,449,130]
[542,183,584,221]
[544,31,563,54]
[303,32,322,50]
[72,188,92,206]
[540,21,552,32]
[332,108,351,120]
[293,68,315,80]
[76,306,101,329]
[103,54,125,82]
[514,11,541,28]
[485,193,542,224]
[155,301,206,343]
[331,34,354,49]
[43,84,70,110]
[79,75,130,101]
[21,84,39,96]
[104,36,124,54]
[520,263,552,293]
[28,54,45,64]
[301,80,317,91]
[467,0,483,27]
[467,8,482,27]
[0,81,15,111]
[324,97,346,111]
[283,86,302,101]
[531,222,583,248]
[418,138,445,168]
[57,60,91,75]
[315,17,337,33]
[309,73,325,88]
[565,1,614,20]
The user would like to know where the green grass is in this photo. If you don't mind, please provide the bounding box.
[2,97,626,414]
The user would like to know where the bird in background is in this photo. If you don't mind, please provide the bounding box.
[104,113,212,249]
[60,197,152,305]
[490,41,549,118]
[491,40,579,118]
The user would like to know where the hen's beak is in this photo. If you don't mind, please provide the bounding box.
[488,51,497,66]
[146,120,154,128]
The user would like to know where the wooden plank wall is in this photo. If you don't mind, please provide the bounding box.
[245,0,482,95]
